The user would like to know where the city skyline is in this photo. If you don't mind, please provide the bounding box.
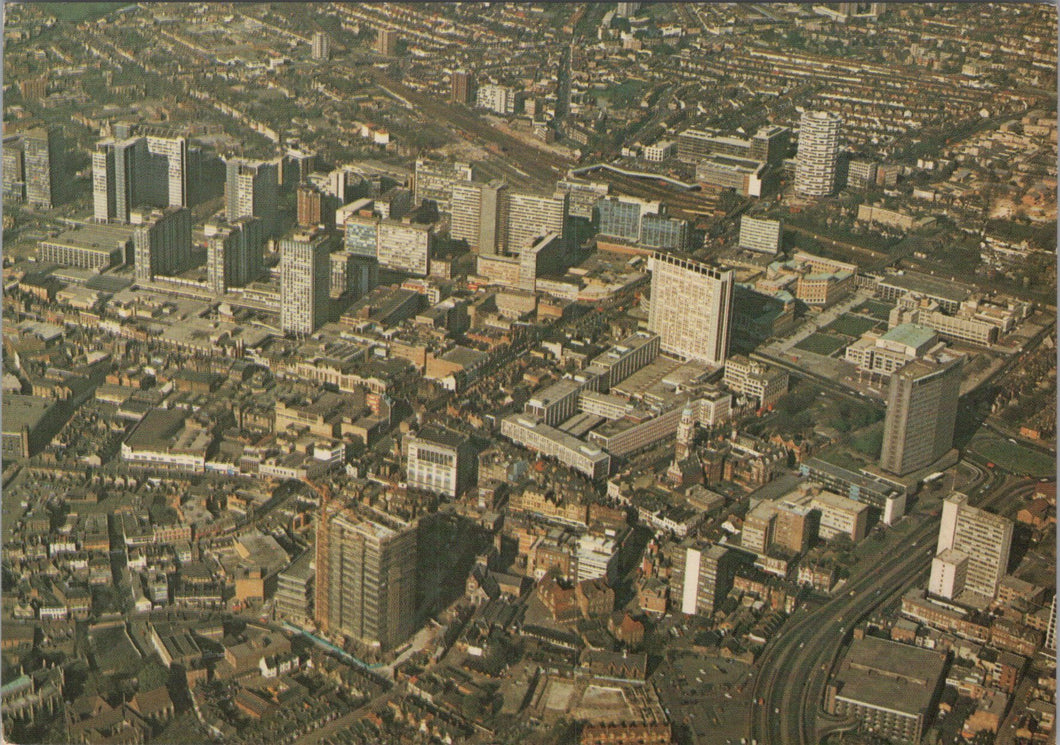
[0,3,1055,745]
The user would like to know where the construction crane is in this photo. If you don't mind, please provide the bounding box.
[303,478,332,634]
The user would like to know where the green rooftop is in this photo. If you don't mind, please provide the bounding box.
[879,323,937,350]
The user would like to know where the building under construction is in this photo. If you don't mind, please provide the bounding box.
[314,503,419,652]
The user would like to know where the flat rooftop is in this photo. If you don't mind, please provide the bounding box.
[879,323,937,349]
[40,223,135,249]
[591,332,659,367]
[503,415,609,461]
[124,408,187,450]
[235,532,291,574]
[2,394,53,434]
[529,378,584,406]
[279,550,314,584]
[413,425,467,450]
[343,287,422,324]
[802,457,905,497]
[834,636,947,716]
[699,154,766,172]
[878,271,972,303]
[610,356,684,399]
[809,490,869,514]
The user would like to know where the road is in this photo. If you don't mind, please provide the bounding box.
[749,460,1023,745]
[750,514,943,745]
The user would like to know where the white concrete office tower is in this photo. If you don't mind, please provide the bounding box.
[933,492,1014,600]
[505,189,568,255]
[738,216,783,255]
[405,428,475,499]
[795,111,842,197]
[225,157,280,237]
[280,231,332,335]
[451,180,508,255]
[311,31,331,60]
[377,220,432,276]
[92,145,113,221]
[879,357,962,476]
[557,177,609,219]
[132,207,192,282]
[647,252,734,366]
[206,217,264,295]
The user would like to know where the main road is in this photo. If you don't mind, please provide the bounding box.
[749,457,1015,745]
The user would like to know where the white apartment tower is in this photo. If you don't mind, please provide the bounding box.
[132,207,192,282]
[93,136,143,222]
[476,84,514,115]
[312,31,331,60]
[677,543,736,616]
[928,548,969,599]
[647,252,734,366]
[226,157,280,237]
[377,220,432,276]
[738,216,783,255]
[412,158,473,215]
[146,135,188,208]
[93,134,188,221]
[795,111,842,197]
[206,218,264,295]
[931,492,1013,600]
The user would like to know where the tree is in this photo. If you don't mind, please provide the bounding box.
[136,661,170,692]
